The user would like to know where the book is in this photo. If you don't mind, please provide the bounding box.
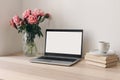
[85,53,118,61]
[85,57,118,64]
[85,60,117,68]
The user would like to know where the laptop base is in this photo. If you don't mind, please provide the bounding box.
[31,56,80,66]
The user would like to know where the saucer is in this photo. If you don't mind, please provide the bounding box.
[88,49,116,56]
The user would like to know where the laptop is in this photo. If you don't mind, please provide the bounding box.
[31,29,83,66]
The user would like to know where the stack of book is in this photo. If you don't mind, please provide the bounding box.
[85,52,118,68]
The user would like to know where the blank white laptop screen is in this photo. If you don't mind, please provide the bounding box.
[46,30,82,55]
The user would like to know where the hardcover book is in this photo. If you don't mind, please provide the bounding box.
[85,60,117,68]
[85,53,118,61]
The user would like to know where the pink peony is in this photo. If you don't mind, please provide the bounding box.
[27,15,38,24]
[39,10,45,16]
[12,15,21,26]
[19,20,24,26]
[9,19,17,29]
[22,9,31,19]
[32,9,45,17]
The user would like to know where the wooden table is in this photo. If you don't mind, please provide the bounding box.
[0,54,120,80]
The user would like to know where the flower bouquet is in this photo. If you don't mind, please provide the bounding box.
[10,9,50,56]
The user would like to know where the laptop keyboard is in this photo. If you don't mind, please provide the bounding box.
[37,56,77,62]
[31,56,80,66]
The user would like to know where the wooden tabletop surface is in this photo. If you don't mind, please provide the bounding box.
[0,53,120,80]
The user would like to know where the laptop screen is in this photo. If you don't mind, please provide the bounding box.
[45,29,83,57]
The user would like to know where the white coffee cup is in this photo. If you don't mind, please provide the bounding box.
[98,41,110,53]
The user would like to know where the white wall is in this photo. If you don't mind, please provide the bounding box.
[22,0,120,57]
[0,0,22,55]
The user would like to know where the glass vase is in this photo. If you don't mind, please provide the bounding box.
[22,33,38,57]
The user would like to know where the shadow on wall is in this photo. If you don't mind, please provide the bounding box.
[82,31,93,57]
[0,24,22,56]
